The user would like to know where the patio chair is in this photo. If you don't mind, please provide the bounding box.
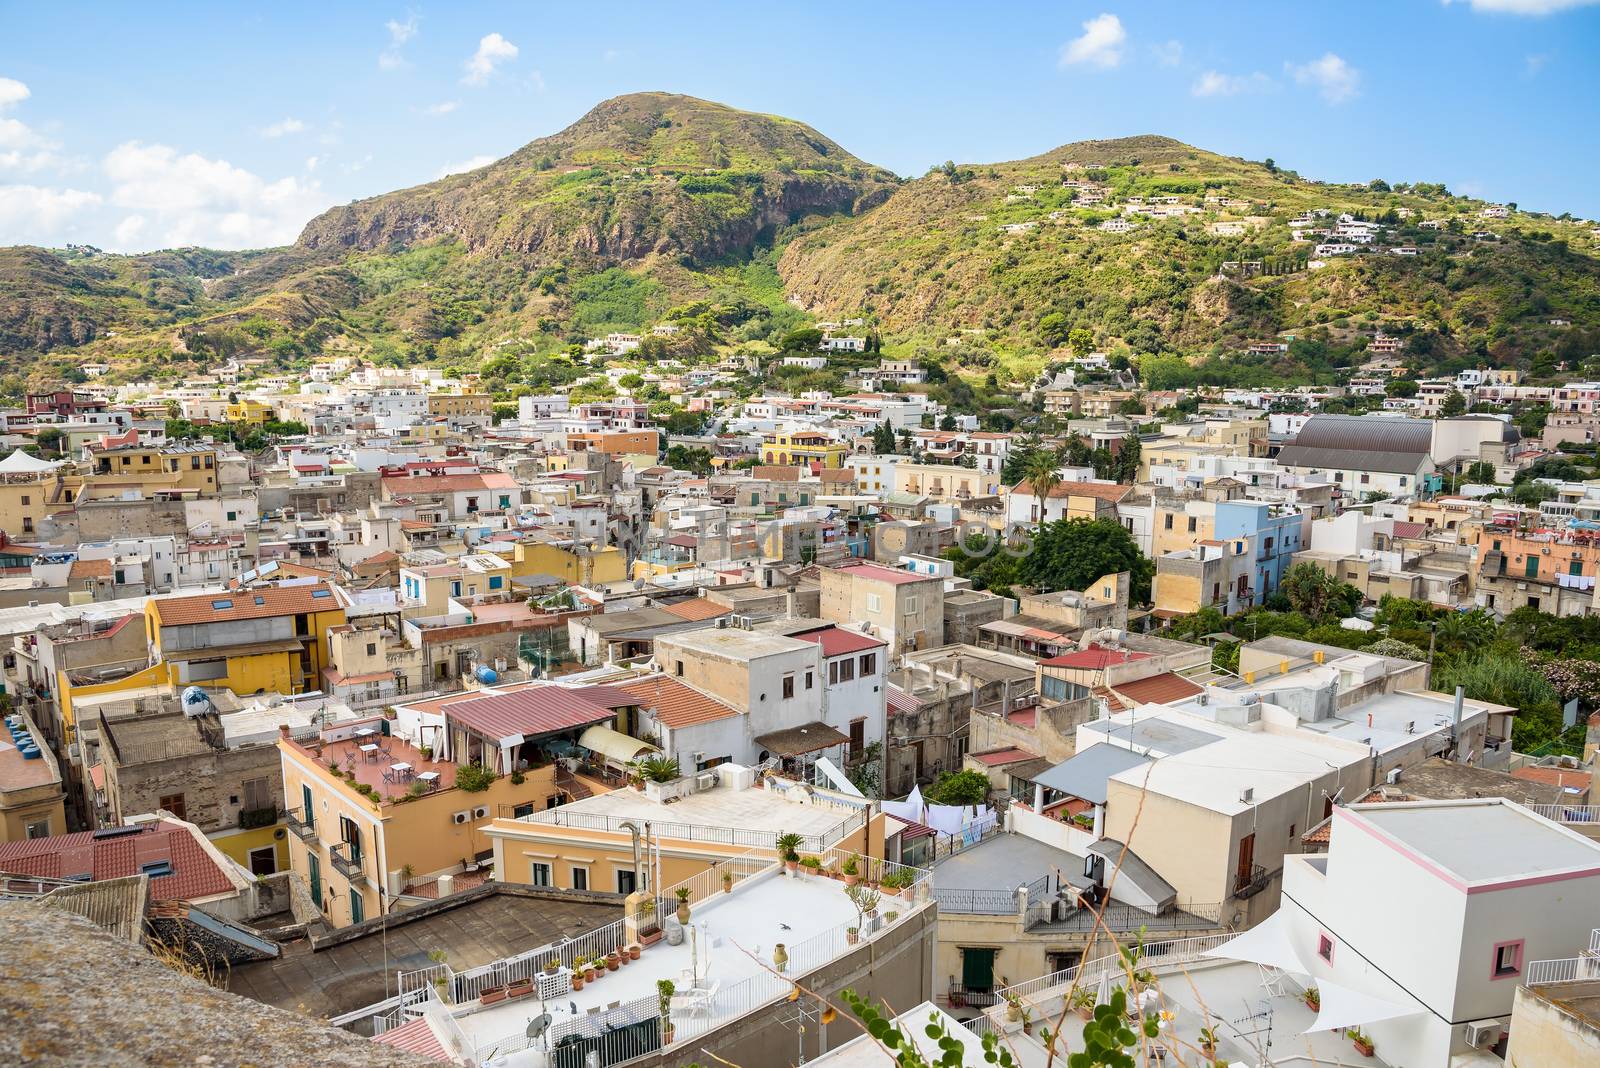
[1258,964,1291,997]
[381,770,395,785]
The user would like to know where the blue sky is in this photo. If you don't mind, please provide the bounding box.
[3,0,1599,252]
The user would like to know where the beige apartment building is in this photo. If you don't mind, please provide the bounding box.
[820,561,945,654]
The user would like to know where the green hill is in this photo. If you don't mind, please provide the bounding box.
[3,107,1599,393]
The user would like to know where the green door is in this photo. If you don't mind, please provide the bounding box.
[349,889,363,924]
[302,784,314,830]
[309,852,322,908]
[961,947,996,992]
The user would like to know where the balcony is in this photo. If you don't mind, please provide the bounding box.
[330,842,365,883]
[1232,863,1274,900]
[284,809,316,840]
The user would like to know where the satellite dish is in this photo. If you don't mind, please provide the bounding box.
[526,1013,552,1040]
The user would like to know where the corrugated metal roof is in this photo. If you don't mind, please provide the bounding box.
[444,684,636,742]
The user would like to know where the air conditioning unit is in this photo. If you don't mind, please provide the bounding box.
[695,772,717,792]
[1464,1019,1504,1049]
[451,810,470,825]
[1239,787,1255,805]
[692,751,706,766]
[472,805,489,820]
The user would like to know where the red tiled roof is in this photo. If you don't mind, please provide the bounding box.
[444,683,637,741]
[372,1016,449,1061]
[0,820,235,901]
[1111,672,1203,706]
[886,683,922,715]
[1012,479,1131,502]
[617,675,741,729]
[1040,644,1151,670]
[152,581,341,626]
[794,625,886,658]
[69,558,112,580]
[1391,521,1426,539]
[1512,766,1591,792]
[660,598,731,622]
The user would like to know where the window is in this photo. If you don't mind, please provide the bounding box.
[366,643,377,657]
[227,511,237,521]
[1163,514,1174,530]
[450,581,462,596]
[782,674,795,700]
[159,793,186,822]
[529,862,553,887]
[1187,517,1197,533]
[571,867,589,891]
[805,670,814,690]
[617,869,638,894]
[25,819,51,839]
[866,593,882,613]
[1317,934,1334,963]
[905,596,919,613]
[19,495,27,506]
[675,660,685,677]
[860,652,877,675]
[489,576,503,590]
[1492,940,1524,979]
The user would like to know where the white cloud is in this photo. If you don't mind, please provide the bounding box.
[100,141,333,250]
[261,117,306,139]
[437,155,495,179]
[0,184,103,245]
[423,100,460,116]
[114,214,146,246]
[1059,13,1125,69]
[1151,40,1184,67]
[0,77,30,110]
[1444,0,1598,13]
[1289,52,1361,103]
[463,32,518,85]
[305,155,321,171]
[1524,52,1550,76]
[380,14,419,69]
[1191,70,1272,97]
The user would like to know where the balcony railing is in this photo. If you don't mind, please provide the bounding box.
[330,842,364,883]
[284,809,316,840]
[1232,863,1274,900]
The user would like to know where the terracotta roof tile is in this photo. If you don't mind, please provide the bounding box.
[0,820,235,901]
[617,675,741,729]
[1111,672,1203,706]
[152,582,342,626]
[660,598,732,622]
[1012,479,1131,503]
[1041,644,1151,670]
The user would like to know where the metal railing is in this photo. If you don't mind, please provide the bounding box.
[935,887,1027,916]
[1232,863,1274,899]
[1527,803,1600,824]
[476,993,661,1064]
[1026,900,1224,934]
[329,843,364,883]
[1525,954,1600,987]
[509,806,860,854]
[995,932,1236,1006]
[283,809,316,840]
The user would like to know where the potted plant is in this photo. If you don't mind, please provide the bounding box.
[570,967,585,993]
[479,984,507,1006]
[722,870,734,893]
[1199,1026,1219,1058]
[841,856,859,887]
[1303,986,1321,1012]
[628,943,641,961]
[879,868,913,898]
[1004,993,1023,1023]
[1349,1028,1375,1057]
[506,975,534,1000]
[605,951,620,972]
[638,899,663,946]
[582,957,598,983]
[799,855,822,879]
[776,831,803,873]
[657,979,676,1044]
[675,886,692,925]
[1070,986,1097,1021]
[845,883,881,940]
[1020,1007,1034,1036]
[845,926,860,945]
[544,959,559,976]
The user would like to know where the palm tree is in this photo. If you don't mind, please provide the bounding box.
[1022,451,1064,524]
[1437,608,1498,653]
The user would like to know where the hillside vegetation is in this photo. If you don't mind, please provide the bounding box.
[3,102,1599,393]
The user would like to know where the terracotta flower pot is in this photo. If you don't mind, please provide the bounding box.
[628,945,641,960]
[676,901,691,925]
[844,874,859,887]
[1354,1038,1374,1058]
[571,975,585,992]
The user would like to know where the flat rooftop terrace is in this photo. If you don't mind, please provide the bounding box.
[1351,798,1600,885]
[516,778,861,844]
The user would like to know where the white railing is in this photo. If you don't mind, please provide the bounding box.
[476,992,660,1062]
[1527,804,1600,824]
[636,849,776,929]
[995,932,1236,1006]
[509,806,860,853]
[1526,954,1600,987]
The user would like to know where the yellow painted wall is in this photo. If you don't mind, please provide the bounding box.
[58,662,169,748]
[0,791,65,843]
[211,822,290,872]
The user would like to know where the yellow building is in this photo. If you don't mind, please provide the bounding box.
[761,431,849,469]
[483,537,626,587]
[0,448,73,537]
[145,582,347,697]
[427,393,493,420]
[224,398,273,424]
[81,441,219,501]
[893,462,1002,503]
[0,712,67,843]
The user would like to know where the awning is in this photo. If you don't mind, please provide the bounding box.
[1304,977,1424,1033]
[754,721,850,757]
[578,724,658,765]
[1204,909,1308,974]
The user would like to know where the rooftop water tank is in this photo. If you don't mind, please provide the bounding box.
[475,665,498,685]
[180,686,212,717]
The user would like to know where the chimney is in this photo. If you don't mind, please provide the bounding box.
[278,724,291,740]
[1452,685,1467,762]
[786,584,797,619]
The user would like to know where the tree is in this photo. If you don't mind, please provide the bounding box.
[1464,461,1497,484]
[1435,608,1498,654]
[1020,451,1063,522]
[1020,517,1152,603]
[779,327,823,352]
[1386,378,1419,398]
[1439,391,1468,417]
[923,769,991,806]
[1512,481,1556,507]
[1281,562,1361,623]
[938,413,957,431]
[1037,311,1070,348]
[664,445,713,476]
[872,419,897,454]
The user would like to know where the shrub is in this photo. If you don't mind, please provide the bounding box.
[456,762,498,793]
[633,755,681,783]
